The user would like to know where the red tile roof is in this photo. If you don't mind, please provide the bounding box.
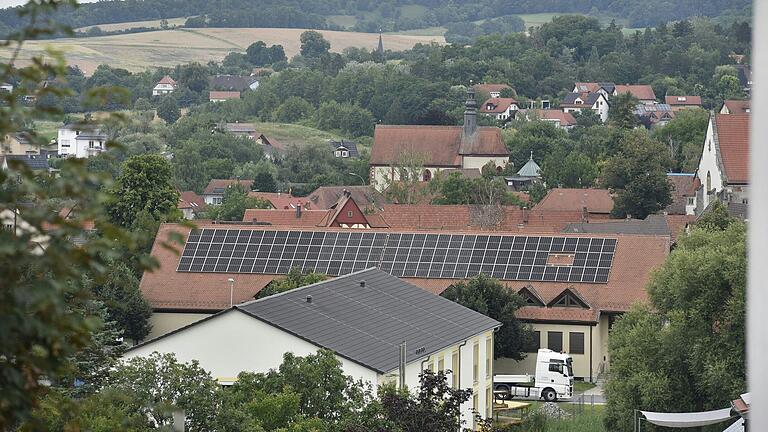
[178,191,205,211]
[247,192,309,210]
[535,109,576,126]
[209,91,240,100]
[715,113,750,184]
[721,100,750,114]
[615,84,656,101]
[202,179,254,195]
[665,95,702,106]
[474,83,512,94]
[480,98,518,114]
[243,208,332,226]
[141,223,669,319]
[533,188,614,215]
[664,214,694,242]
[574,82,601,93]
[370,125,509,167]
[157,75,176,85]
[665,174,696,215]
[306,186,388,210]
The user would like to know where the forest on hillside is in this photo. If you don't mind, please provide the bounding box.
[0,0,751,37]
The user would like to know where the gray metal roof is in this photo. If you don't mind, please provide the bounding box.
[563,214,670,236]
[3,154,50,170]
[517,156,541,177]
[236,268,500,373]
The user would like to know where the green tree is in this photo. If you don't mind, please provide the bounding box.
[246,41,287,66]
[0,4,155,426]
[156,95,181,124]
[605,220,745,431]
[273,96,314,123]
[88,259,152,342]
[256,267,326,298]
[608,92,640,129]
[208,183,271,221]
[111,352,220,432]
[442,274,531,360]
[105,154,180,228]
[314,100,375,137]
[299,30,331,58]
[541,150,598,188]
[176,62,209,93]
[602,130,673,218]
[651,108,709,172]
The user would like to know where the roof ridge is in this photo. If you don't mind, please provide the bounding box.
[236,267,380,307]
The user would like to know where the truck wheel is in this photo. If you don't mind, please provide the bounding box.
[542,388,557,402]
[494,384,511,400]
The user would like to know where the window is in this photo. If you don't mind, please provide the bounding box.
[526,331,541,352]
[687,197,695,206]
[427,361,434,372]
[213,197,223,205]
[342,150,348,157]
[438,357,444,373]
[347,211,353,218]
[548,361,564,373]
[472,394,478,427]
[486,337,493,379]
[335,150,341,157]
[423,169,432,182]
[519,287,544,306]
[89,141,94,148]
[569,332,585,355]
[548,331,563,352]
[486,387,492,418]
[473,342,479,383]
[451,350,459,388]
[552,293,586,308]
[706,171,712,192]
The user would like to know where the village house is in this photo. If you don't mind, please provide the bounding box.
[139,218,669,381]
[720,99,750,114]
[370,88,510,191]
[201,179,254,205]
[126,268,500,429]
[0,82,13,92]
[307,185,387,210]
[560,92,610,122]
[208,75,259,92]
[1,154,53,172]
[178,191,206,220]
[247,191,310,210]
[505,153,542,191]
[474,83,512,98]
[695,113,750,214]
[664,95,702,110]
[209,91,241,102]
[635,104,676,128]
[533,188,614,220]
[479,97,519,121]
[1,132,55,155]
[152,75,177,96]
[57,125,107,158]
[244,192,373,229]
[329,139,359,158]
[666,173,697,216]
[525,110,577,130]
[614,84,657,105]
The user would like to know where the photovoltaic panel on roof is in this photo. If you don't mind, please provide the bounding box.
[177,229,616,283]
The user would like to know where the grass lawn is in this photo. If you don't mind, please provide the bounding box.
[327,15,358,29]
[574,381,597,393]
[496,400,605,432]
[251,122,345,148]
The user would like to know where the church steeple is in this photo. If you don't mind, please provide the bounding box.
[463,81,478,138]
[377,28,384,55]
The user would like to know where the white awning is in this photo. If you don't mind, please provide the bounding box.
[640,408,734,427]
[722,418,745,432]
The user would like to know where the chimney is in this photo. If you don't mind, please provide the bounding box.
[296,206,302,218]
[522,207,529,224]
[359,280,366,287]
[582,206,588,223]
[463,83,477,139]
[306,295,312,304]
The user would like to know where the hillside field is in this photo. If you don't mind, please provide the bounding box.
[0,28,443,74]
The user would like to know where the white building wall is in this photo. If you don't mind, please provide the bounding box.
[57,128,77,156]
[696,118,724,210]
[126,310,380,384]
[461,156,508,170]
[593,97,609,122]
[147,312,212,341]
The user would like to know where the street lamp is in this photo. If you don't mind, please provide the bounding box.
[348,172,366,185]
[228,278,235,307]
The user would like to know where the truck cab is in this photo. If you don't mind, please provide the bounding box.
[493,349,574,402]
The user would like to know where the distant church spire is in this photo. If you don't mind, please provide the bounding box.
[463,80,478,138]
[377,28,384,55]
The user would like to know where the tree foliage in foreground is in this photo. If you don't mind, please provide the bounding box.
[605,211,745,431]
[442,274,531,361]
[256,266,327,298]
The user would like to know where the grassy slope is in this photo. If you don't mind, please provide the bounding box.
[251,122,344,148]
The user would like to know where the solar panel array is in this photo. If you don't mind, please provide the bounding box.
[177,229,616,283]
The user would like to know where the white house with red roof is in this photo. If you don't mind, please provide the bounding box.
[614,84,657,105]
[664,95,702,110]
[695,113,750,214]
[152,75,177,96]
[479,97,519,120]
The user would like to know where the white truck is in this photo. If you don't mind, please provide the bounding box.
[493,349,574,402]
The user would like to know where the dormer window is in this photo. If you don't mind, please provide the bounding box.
[548,288,589,309]
[518,285,545,307]
[342,150,348,157]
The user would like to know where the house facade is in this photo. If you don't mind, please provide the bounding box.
[202,179,254,205]
[209,91,241,102]
[127,268,499,428]
[561,92,609,122]
[474,83,512,99]
[695,113,750,213]
[1,133,40,155]
[370,88,509,190]
[479,97,519,120]
[665,95,702,110]
[57,125,107,158]
[152,75,177,96]
[330,139,359,158]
